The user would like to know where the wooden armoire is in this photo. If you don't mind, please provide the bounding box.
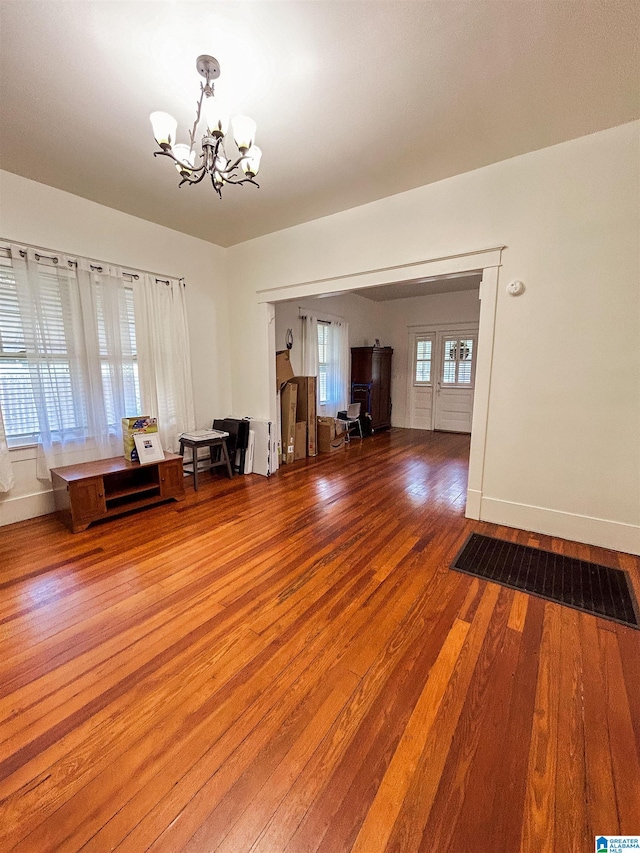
[350,346,393,431]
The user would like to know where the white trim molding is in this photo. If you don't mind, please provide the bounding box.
[477,495,640,556]
[257,246,505,303]
[465,266,499,519]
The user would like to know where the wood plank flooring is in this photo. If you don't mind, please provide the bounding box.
[0,428,638,852]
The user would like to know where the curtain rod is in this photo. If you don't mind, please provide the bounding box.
[0,239,185,287]
[299,309,345,323]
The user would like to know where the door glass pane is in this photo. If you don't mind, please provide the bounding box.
[457,339,474,384]
[415,338,432,383]
[442,339,458,383]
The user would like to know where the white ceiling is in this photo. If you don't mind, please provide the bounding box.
[0,1,638,248]
[351,272,483,301]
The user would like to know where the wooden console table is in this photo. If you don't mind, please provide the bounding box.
[51,453,185,533]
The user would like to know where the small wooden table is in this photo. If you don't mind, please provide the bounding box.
[179,434,233,490]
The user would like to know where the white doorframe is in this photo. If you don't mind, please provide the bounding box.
[466,265,499,518]
[259,247,504,521]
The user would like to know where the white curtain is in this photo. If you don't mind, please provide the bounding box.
[0,406,14,492]
[302,311,349,417]
[300,313,318,377]
[11,247,132,477]
[134,275,195,453]
[325,320,350,415]
[75,259,138,461]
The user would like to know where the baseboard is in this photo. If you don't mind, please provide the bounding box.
[0,490,55,526]
[477,496,640,556]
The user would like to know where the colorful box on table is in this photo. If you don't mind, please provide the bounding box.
[122,416,158,462]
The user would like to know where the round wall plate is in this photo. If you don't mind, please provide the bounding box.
[507,280,525,296]
[196,55,221,80]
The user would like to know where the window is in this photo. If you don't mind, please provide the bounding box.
[414,337,433,384]
[96,284,140,426]
[442,338,474,385]
[317,321,329,404]
[0,256,140,447]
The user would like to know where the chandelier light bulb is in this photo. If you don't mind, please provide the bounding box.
[150,111,177,150]
[215,153,229,174]
[241,145,262,178]
[231,115,257,152]
[203,96,229,138]
[173,144,196,177]
[173,144,194,167]
[150,55,261,198]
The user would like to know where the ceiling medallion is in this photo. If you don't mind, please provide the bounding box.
[150,55,261,198]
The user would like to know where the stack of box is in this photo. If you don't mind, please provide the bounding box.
[289,376,317,459]
[278,365,319,464]
[276,350,294,391]
[294,421,306,461]
[122,416,158,462]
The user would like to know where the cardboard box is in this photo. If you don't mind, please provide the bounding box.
[276,350,295,390]
[294,422,307,460]
[280,382,298,464]
[289,376,318,457]
[317,416,346,453]
[319,431,346,453]
[122,416,158,462]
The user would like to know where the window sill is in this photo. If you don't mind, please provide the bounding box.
[8,444,38,462]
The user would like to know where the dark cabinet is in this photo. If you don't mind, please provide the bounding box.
[350,346,393,431]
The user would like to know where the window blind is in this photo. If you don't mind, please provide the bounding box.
[317,322,329,404]
[442,338,474,385]
[0,255,140,446]
[415,337,433,383]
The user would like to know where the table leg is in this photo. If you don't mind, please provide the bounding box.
[192,446,199,490]
[221,440,233,478]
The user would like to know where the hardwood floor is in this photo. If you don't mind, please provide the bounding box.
[0,428,638,852]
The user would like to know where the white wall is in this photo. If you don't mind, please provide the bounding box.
[226,122,640,554]
[0,170,231,524]
[274,292,385,375]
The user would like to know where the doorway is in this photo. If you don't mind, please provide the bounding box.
[259,247,504,520]
[408,325,479,432]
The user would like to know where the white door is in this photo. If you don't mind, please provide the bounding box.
[409,333,435,429]
[434,332,477,432]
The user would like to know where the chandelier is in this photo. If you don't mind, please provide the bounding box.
[150,55,262,198]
